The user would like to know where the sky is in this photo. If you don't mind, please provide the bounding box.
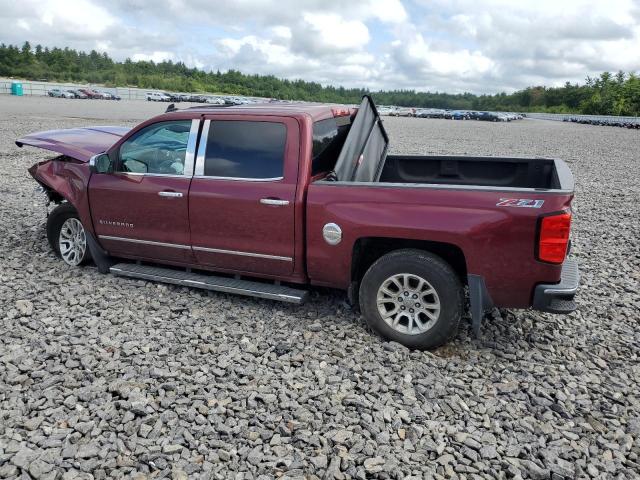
[1,0,639,94]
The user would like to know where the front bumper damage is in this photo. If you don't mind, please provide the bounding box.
[532,258,579,313]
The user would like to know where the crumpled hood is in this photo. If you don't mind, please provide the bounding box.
[16,126,131,162]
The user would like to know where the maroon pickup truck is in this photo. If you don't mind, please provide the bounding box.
[17,96,579,349]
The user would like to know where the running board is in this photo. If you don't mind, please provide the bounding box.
[109,263,308,304]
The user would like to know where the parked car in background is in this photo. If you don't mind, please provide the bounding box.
[477,111,501,122]
[163,92,182,102]
[451,111,470,120]
[396,107,415,117]
[377,106,393,116]
[17,95,579,350]
[47,88,74,98]
[179,94,193,102]
[79,88,103,99]
[109,92,122,101]
[146,92,171,102]
[416,108,445,118]
[205,96,226,105]
[67,89,88,99]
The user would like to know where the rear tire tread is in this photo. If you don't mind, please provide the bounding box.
[359,248,463,350]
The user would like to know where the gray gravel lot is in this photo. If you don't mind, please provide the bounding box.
[1,95,639,479]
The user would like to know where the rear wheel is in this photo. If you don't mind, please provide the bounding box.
[46,203,91,267]
[359,249,463,349]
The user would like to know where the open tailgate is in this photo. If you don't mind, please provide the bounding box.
[332,95,389,182]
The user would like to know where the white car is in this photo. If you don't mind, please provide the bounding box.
[47,88,75,99]
[205,96,226,105]
[146,92,170,102]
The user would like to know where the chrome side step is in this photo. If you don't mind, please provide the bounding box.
[109,263,308,304]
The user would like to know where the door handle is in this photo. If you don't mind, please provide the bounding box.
[260,198,289,206]
[158,191,183,198]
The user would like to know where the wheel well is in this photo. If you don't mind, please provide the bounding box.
[351,237,467,285]
[37,182,65,204]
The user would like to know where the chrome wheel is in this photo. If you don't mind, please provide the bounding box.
[376,273,441,335]
[58,218,87,266]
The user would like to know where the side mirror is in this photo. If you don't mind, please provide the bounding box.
[89,153,112,174]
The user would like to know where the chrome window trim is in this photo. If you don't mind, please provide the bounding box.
[183,119,199,176]
[114,172,189,179]
[192,175,284,182]
[192,245,292,262]
[193,119,285,181]
[194,119,210,176]
[98,235,191,250]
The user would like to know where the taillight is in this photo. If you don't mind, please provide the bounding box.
[538,212,572,264]
[331,107,352,117]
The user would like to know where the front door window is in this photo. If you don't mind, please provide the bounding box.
[119,120,192,175]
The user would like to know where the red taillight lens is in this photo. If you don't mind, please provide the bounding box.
[538,212,571,264]
[331,107,352,117]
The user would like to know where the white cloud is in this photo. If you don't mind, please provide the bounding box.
[0,0,638,94]
[131,51,175,63]
[293,13,370,55]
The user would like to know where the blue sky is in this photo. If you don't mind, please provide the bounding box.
[1,0,639,94]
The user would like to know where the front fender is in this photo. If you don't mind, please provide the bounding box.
[29,157,94,235]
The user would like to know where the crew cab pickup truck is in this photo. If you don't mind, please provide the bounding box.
[17,96,579,349]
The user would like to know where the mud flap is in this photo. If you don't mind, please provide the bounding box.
[86,232,115,274]
[467,275,493,338]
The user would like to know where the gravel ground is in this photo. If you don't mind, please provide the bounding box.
[1,96,639,480]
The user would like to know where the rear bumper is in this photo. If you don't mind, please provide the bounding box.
[532,258,579,313]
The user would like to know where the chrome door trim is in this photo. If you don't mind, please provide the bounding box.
[260,198,289,206]
[192,245,292,262]
[158,191,183,198]
[99,235,292,261]
[98,235,191,250]
[194,119,210,176]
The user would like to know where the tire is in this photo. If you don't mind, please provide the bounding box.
[46,203,92,267]
[359,249,463,350]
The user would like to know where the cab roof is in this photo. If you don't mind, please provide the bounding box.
[167,102,354,122]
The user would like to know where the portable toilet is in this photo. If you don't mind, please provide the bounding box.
[11,81,24,96]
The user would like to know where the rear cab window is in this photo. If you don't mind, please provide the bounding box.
[312,116,351,176]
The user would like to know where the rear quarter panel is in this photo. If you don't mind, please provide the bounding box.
[306,183,573,308]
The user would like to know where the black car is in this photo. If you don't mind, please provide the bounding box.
[163,92,182,102]
[477,111,501,122]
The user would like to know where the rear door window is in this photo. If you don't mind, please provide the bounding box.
[203,121,286,179]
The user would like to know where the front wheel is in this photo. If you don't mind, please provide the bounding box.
[359,249,463,349]
[46,203,92,267]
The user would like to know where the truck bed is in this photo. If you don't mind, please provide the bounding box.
[329,96,572,191]
[379,155,563,189]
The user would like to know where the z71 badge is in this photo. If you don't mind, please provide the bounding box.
[497,198,544,208]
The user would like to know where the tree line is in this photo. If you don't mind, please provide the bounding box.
[1,42,639,115]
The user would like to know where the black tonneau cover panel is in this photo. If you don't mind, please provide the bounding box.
[332,95,389,182]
